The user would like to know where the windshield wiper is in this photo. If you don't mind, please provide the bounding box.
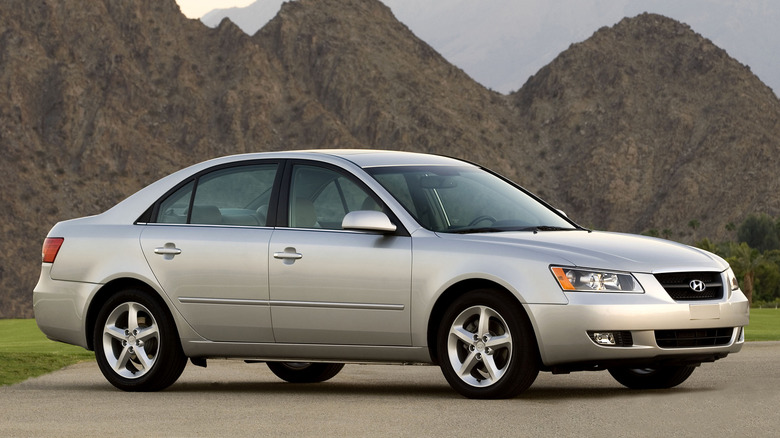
[518,226,576,233]
[451,227,505,234]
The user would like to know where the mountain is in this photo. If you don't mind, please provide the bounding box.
[200,0,780,96]
[510,14,780,236]
[0,0,778,317]
[252,0,515,167]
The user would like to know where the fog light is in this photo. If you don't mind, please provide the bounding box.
[591,332,616,346]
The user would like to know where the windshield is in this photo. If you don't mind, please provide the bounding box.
[367,165,577,233]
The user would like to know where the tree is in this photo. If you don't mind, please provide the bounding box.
[737,213,780,252]
[688,219,700,240]
[755,250,780,303]
[726,242,763,305]
[696,238,718,254]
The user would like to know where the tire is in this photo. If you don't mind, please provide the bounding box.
[93,289,187,391]
[608,365,697,389]
[437,289,539,399]
[266,362,345,383]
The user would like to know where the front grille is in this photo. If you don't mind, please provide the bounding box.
[612,331,634,347]
[654,271,724,301]
[655,328,734,348]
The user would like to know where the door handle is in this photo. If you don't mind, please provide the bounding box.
[155,248,182,255]
[273,252,302,260]
[154,244,181,260]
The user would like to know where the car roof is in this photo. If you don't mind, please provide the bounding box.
[307,149,472,168]
[210,149,474,169]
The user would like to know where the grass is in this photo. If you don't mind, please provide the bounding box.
[1,310,778,386]
[0,319,93,386]
[744,308,780,341]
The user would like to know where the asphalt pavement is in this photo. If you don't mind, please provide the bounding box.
[1,342,779,437]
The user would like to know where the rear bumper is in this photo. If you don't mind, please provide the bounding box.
[33,266,96,349]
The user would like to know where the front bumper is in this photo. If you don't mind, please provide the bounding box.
[526,278,750,368]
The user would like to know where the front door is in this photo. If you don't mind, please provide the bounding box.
[268,163,412,346]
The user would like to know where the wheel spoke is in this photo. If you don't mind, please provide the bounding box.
[451,325,475,344]
[486,332,511,351]
[457,350,480,378]
[133,346,153,371]
[126,302,141,331]
[104,324,126,341]
[114,346,133,373]
[482,354,501,381]
[136,324,159,343]
[477,306,491,337]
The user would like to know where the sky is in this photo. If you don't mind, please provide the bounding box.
[176,0,780,96]
[177,0,255,18]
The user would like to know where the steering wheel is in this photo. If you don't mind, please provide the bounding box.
[468,215,497,227]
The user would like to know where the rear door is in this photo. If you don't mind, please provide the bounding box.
[140,162,279,342]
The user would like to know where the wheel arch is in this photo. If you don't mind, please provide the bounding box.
[425,278,539,365]
[85,277,175,351]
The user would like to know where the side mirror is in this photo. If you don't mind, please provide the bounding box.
[342,210,397,233]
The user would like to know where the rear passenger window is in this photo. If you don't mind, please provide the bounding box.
[155,164,278,226]
[157,181,193,224]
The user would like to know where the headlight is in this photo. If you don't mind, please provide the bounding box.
[551,266,644,293]
[725,267,740,299]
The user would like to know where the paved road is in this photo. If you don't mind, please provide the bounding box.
[2,342,779,437]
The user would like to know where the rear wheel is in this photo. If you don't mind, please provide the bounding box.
[266,362,345,383]
[608,365,696,389]
[93,289,187,391]
[437,289,539,399]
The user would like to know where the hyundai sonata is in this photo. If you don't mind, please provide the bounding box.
[34,150,749,398]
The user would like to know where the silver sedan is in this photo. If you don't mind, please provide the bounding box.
[34,150,749,398]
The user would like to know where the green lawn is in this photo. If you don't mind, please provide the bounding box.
[745,308,780,341]
[0,319,93,386]
[1,310,778,386]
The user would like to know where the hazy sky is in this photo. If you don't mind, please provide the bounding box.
[177,0,254,18]
[175,0,780,95]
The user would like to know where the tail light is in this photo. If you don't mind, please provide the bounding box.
[42,237,64,263]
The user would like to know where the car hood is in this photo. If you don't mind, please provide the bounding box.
[437,230,728,274]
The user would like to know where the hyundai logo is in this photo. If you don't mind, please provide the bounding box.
[689,279,707,292]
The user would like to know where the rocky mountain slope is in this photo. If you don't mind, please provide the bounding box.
[0,0,778,317]
[511,14,780,235]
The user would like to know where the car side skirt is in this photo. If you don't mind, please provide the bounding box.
[181,340,433,364]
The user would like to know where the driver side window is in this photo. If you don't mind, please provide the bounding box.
[288,165,377,230]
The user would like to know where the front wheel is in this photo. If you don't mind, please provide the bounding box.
[266,362,345,383]
[608,365,696,389]
[437,290,539,399]
[93,289,187,391]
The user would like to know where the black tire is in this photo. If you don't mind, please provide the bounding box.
[437,289,539,399]
[608,365,697,389]
[266,362,345,383]
[93,289,187,391]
